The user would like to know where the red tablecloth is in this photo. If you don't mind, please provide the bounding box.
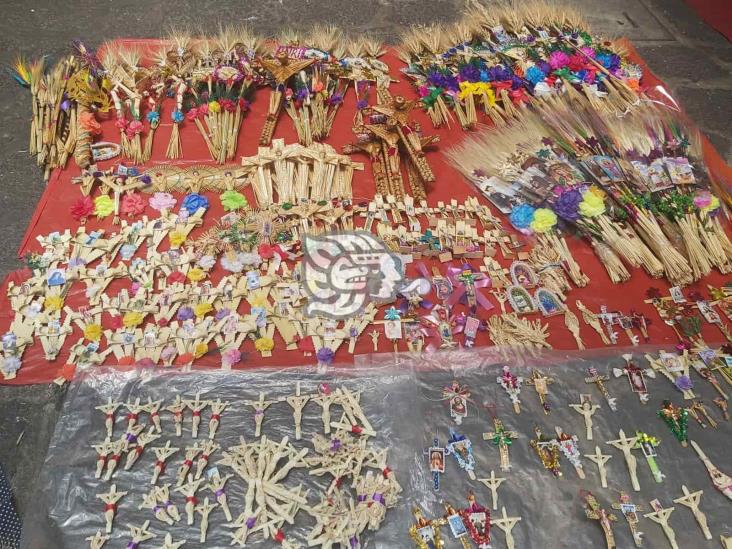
[2,38,731,385]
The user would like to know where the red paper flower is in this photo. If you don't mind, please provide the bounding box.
[70,196,94,221]
[157,318,169,327]
[121,193,145,216]
[186,108,199,121]
[167,271,187,285]
[258,243,275,259]
[568,54,586,72]
[114,117,128,130]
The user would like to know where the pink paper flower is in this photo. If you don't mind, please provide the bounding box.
[693,191,712,209]
[549,51,570,70]
[222,348,242,367]
[149,192,177,211]
[121,192,145,216]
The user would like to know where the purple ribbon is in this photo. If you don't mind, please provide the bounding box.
[330,439,342,452]
[246,516,257,528]
[127,543,139,549]
[153,505,163,515]
[357,494,367,502]
[372,493,385,505]
[215,488,225,498]
[126,433,138,443]
[350,536,359,548]
[165,500,174,509]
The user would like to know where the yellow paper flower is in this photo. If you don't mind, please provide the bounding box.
[530,208,557,233]
[194,342,208,358]
[123,311,144,328]
[169,231,186,248]
[458,82,494,103]
[187,267,206,282]
[44,295,64,312]
[84,323,103,341]
[579,190,606,218]
[208,100,221,113]
[194,302,213,318]
[254,337,274,352]
[94,195,115,218]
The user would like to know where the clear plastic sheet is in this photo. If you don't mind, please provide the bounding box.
[27,347,732,548]
[23,365,421,548]
[358,346,732,548]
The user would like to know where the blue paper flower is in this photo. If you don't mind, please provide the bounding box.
[171,110,184,123]
[146,111,160,124]
[525,66,546,85]
[509,204,536,229]
[181,193,209,214]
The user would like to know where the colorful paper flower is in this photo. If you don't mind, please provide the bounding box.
[168,231,186,249]
[194,302,213,318]
[181,193,209,214]
[316,347,335,366]
[121,193,145,216]
[549,51,571,70]
[254,337,274,352]
[70,196,94,221]
[579,189,606,217]
[177,306,194,321]
[3,356,21,374]
[553,188,583,221]
[123,311,145,328]
[167,271,187,285]
[509,204,535,230]
[194,342,208,358]
[220,190,248,211]
[197,255,216,270]
[94,195,115,218]
[222,348,242,367]
[530,208,557,233]
[187,267,206,282]
[221,252,244,273]
[149,192,176,211]
[43,294,64,312]
[83,323,103,341]
[171,110,184,123]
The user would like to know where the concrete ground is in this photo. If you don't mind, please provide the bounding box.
[0,0,730,525]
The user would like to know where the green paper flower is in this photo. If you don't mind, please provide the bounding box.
[94,195,115,218]
[220,190,248,212]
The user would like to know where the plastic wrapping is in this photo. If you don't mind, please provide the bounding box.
[27,346,732,548]
[23,365,421,548]
[358,346,732,548]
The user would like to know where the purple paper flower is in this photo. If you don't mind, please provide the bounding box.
[316,347,335,366]
[675,375,693,391]
[553,188,583,221]
[177,306,194,321]
[459,64,481,82]
[356,99,368,110]
[215,308,231,320]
